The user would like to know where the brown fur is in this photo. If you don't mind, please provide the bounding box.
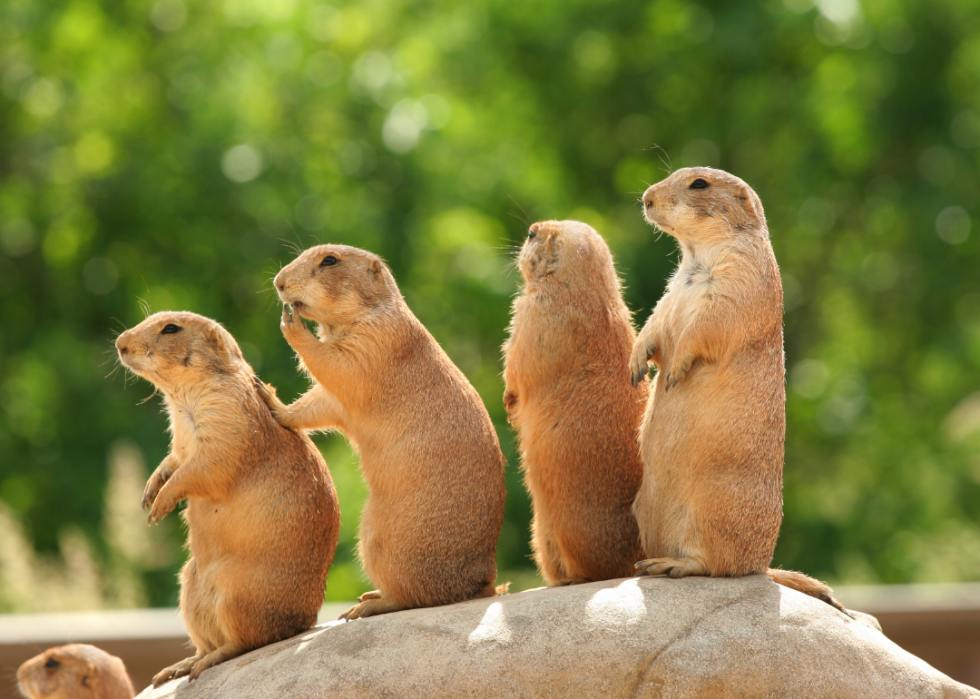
[115,312,340,685]
[502,220,646,585]
[630,167,845,613]
[17,645,134,699]
[257,244,507,620]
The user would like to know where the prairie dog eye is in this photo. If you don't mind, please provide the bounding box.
[689,178,709,190]
[527,230,536,239]
[320,255,338,267]
[161,324,181,335]
[45,657,60,669]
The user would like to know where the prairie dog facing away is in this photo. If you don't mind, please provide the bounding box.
[257,244,507,620]
[503,220,645,585]
[17,644,134,699]
[115,311,340,685]
[630,167,845,612]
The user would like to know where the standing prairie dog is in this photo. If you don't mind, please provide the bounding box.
[503,220,646,585]
[115,311,340,685]
[17,644,134,699]
[630,167,845,612]
[257,244,507,620]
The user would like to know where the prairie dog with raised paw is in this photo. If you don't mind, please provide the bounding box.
[258,244,507,620]
[503,219,645,585]
[115,311,340,685]
[630,167,845,613]
[17,644,134,699]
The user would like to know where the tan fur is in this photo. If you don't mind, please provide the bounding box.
[630,167,845,613]
[502,220,646,585]
[115,312,340,685]
[258,244,507,620]
[17,644,134,699]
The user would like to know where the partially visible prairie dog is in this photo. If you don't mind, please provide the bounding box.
[503,220,646,585]
[258,244,507,620]
[17,644,134,699]
[115,311,340,685]
[630,167,845,613]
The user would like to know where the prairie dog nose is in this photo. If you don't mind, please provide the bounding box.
[115,336,129,354]
[642,188,656,209]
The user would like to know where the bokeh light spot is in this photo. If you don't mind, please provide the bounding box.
[222,144,264,183]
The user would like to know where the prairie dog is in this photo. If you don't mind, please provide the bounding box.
[115,311,340,685]
[17,644,134,699]
[630,167,844,612]
[503,220,645,585]
[258,244,507,620]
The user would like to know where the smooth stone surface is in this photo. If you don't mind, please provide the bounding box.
[137,575,980,699]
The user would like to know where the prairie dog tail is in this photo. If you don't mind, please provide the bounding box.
[767,568,847,614]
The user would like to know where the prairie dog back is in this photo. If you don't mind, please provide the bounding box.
[504,220,645,584]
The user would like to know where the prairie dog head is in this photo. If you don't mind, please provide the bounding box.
[518,220,619,293]
[17,644,134,699]
[641,167,767,243]
[273,244,396,327]
[115,311,246,392]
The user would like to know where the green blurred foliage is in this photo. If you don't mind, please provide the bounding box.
[1,0,979,608]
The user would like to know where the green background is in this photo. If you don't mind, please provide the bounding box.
[1,0,979,610]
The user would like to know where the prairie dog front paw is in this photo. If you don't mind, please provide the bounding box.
[254,376,287,416]
[147,481,179,524]
[142,461,174,511]
[664,351,694,391]
[254,378,302,430]
[280,304,316,345]
[503,390,518,421]
[629,334,658,387]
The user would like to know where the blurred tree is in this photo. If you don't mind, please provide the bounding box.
[0,440,172,611]
[0,0,978,607]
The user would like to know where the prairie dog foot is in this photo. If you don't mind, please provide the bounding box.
[188,643,246,682]
[551,578,590,587]
[152,655,199,687]
[340,592,409,620]
[634,557,706,578]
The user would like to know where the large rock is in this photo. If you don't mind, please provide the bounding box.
[138,575,978,699]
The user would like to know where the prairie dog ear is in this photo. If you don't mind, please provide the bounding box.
[204,324,244,362]
[735,183,765,224]
[203,324,224,350]
[81,662,98,688]
[368,258,382,279]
